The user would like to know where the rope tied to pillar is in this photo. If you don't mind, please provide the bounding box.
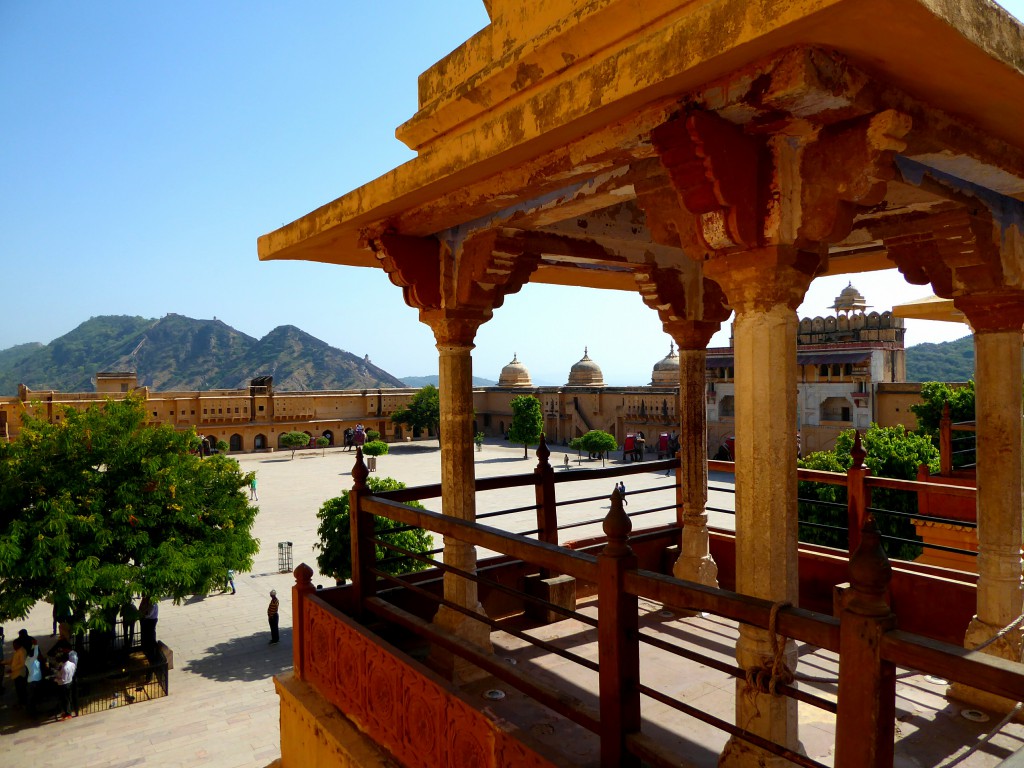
[971,611,1024,653]
[744,601,794,699]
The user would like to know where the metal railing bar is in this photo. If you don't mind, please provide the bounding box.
[364,596,602,734]
[635,683,828,768]
[369,568,601,673]
[372,537,600,628]
[476,503,541,519]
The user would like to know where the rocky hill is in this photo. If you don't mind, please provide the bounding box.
[0,315,407,395]
[905,335,974,382]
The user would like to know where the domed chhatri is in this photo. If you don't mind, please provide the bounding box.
[567,347,605,387]
[831,283,870,316]
[651,341,679,386]
[497,353,533,387]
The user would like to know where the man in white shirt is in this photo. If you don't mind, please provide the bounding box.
[54,651,77,720]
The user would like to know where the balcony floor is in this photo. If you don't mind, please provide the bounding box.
[454,597,1024,767]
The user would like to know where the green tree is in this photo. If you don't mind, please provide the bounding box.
[280,430,310,459]
[910,380,975,436]
[391,385,440,438]
[0,396,260,629]
[797,424,938,560]
[314,476,432,582]
[509,395,544,458]
[215,439,229,453]
[569,429,618,460]
[361,440,389,457]
[314,436,330,456]
[366,429,381,442]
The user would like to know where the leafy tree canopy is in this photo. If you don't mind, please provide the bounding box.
[361,440,389,457]
[508,395,544,458]
[314,476,432,582]
[797,424,937,560]
[391,385,440,438]
[280,430,310,458]
[0,396,260,629]
[910,380,975,436]
[569,430,618,458]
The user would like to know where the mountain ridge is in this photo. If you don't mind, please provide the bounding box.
[0,315,407,394]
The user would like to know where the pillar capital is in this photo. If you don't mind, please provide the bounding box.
[703,245,825,314]
[649,107,908,254]
[954,291,1024,333]
[633,264,729,347]
[369,227,540,346]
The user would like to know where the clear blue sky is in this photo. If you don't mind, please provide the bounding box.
[3,2,1021,386]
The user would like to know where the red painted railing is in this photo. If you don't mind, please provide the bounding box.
[286,439,1020,768]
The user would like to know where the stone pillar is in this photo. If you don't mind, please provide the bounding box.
[706,247,815,767]
[951,294,1024,707]
[672,325,718,589]
[432,337,492,677]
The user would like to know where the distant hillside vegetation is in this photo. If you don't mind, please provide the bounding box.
[905,335,974,382]
[0,315,407,395]
[402,375,497,388]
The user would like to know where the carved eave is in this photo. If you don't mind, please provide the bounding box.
[259,0,1024,300]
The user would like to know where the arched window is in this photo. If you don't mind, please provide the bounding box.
[229,434,243,451]
[322,430,334,446]
[254,434,267,450]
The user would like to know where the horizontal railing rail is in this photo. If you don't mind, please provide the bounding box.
[288,435,1016,768]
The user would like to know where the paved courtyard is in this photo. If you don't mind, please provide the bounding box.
[0,439,690,768]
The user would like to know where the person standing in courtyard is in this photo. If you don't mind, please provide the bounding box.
[53,650,77,720]
[139,596,159,657]
[268,590,280,644]
[250,475,258,501]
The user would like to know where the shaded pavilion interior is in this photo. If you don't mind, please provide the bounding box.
[259,1,1024,765]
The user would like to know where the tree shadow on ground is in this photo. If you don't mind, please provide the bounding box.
[181,627,294,683]
[476,456,532,464]
[260,458,293,464]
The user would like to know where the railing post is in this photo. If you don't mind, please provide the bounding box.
[846,430,870,556]
[598,488,640,768]
[939,401,953,476]
[349,448,376,616]
[291,563,315,680]
[534,434,558,552]
[835,513,896,768]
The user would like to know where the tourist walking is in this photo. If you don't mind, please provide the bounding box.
[250,475,258,501]
[226,569,236,595]
[268,590,280,644]
[616,481,628,505]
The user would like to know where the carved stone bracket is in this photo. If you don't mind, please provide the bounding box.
[649,102,910,256]
[877,208,1002,299]
[370,229,541,345]
[633,265,729,347]
[799,110,911,244]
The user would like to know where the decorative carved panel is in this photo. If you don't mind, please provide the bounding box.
[302,600,557,768]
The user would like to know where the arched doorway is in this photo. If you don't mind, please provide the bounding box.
[229,434,243,452]
[322,430,334,446]
[254,433,267,450]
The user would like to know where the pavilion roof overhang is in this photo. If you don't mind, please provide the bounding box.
[257,0,1024,292]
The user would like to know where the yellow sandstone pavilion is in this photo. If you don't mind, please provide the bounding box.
[259,1,1024,766]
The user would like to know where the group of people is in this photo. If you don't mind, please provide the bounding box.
[3,628,78,720]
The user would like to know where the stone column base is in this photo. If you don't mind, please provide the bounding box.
[524,574,576,624]
[947,615,1024,718]
[429,603,493,684]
